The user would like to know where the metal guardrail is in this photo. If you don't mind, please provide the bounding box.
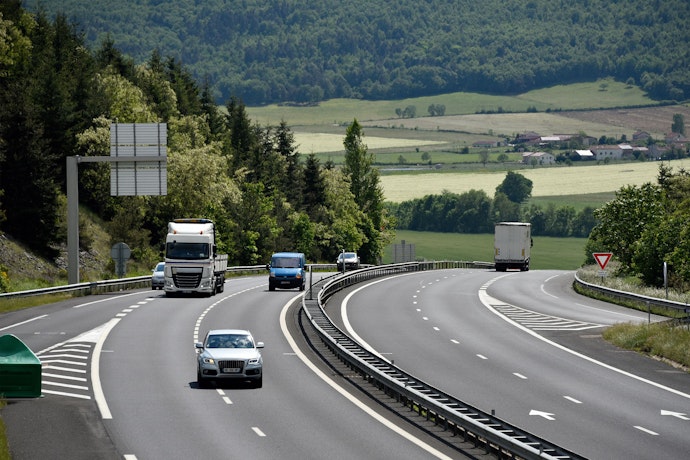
[573,272,690,315]
[0,276,153,299]
[0,265,271,299]
[0,263,355,300]
[302,261,586,460]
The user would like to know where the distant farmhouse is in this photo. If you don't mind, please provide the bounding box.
[510,129,686,163]
[522,151,555,165]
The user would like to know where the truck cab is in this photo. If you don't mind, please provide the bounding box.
[164,218,228,296]
[267,252,306,291]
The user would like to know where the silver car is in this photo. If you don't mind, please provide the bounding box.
[195,329,264,388]
[151,262,165,290]
[336,252,360,271]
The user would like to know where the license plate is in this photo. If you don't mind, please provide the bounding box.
[223,367,240,373]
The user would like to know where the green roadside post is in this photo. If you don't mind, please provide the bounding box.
[0,334,42,398]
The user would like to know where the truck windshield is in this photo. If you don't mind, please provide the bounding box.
[166,242,209,260]
[272,257,300,268]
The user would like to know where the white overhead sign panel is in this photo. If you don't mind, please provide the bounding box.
[110,123,167,196]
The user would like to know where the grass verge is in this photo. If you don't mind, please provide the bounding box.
[577,263,690,371]
[603,322,690,370]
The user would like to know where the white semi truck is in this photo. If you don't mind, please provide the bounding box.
[164,218,228,296]
[494,222,532,272]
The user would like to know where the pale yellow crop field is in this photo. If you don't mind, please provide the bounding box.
[293,132,445,153]
[380,160,690,202]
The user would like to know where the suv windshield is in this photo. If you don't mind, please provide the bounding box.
[206,334,253,348]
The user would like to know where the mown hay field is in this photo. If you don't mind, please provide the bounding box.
[380,160,690,202]
[293,132,446,154]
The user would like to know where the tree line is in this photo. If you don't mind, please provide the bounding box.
[586,165,690,290]
[24,0,690,105]
[0,2,392,278]
[388,166,690,290]
[387,171,598,238]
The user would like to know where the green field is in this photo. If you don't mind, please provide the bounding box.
[247,80,653,127]
[384,230,588,270]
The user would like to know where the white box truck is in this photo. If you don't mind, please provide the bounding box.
[164,218,228,296]
[494,222,531,272]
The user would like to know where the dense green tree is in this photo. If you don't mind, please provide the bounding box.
[200,79,226,138]
[226,181,279,265]
[671,113,685,135]
[302,154,327,221]
[496,171,533,204]
[225,96,257,173]
[94,35,135,81]
[588,183,665,273]
[275,120,302,201]
[454,189,493,233]
[164,56,202,116]
[570,206,598,238]
[342,119,390,263]
[136,51,180,120]
[319,168,367,261]
[492,192,521,222]
[0,8,64,255]
[632,214,683,287]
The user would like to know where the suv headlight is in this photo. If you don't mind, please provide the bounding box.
[248,358,261,365]
[202,357,215,364]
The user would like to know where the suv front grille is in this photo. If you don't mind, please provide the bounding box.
[218,360,245,373]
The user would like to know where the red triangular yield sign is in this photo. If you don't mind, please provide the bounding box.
[593,252,612,270]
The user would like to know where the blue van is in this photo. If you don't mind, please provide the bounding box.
[267,252,306,291]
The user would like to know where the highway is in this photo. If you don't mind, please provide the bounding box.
[2,268,689,459]
[1,274,459,460]
[325,269,690,459]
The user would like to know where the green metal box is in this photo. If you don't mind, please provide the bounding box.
[0,334,42,398]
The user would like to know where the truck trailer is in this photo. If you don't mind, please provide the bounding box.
[494,222,531,272]
[164,218,228,296]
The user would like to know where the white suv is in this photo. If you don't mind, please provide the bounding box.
[195,329,264,388]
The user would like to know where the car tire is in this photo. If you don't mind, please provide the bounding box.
[254,376,263,388]
[197,370,208,389]
[269,283,275,291]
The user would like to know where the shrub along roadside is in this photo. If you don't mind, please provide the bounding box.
[577,263,690,371]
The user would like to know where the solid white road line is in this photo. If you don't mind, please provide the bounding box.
[280,293,454,460]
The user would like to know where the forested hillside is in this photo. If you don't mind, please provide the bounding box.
[23,0,690,105]
[0,1,392,282]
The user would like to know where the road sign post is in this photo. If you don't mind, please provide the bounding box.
[592,252,613,282]
[66,123,167,284]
